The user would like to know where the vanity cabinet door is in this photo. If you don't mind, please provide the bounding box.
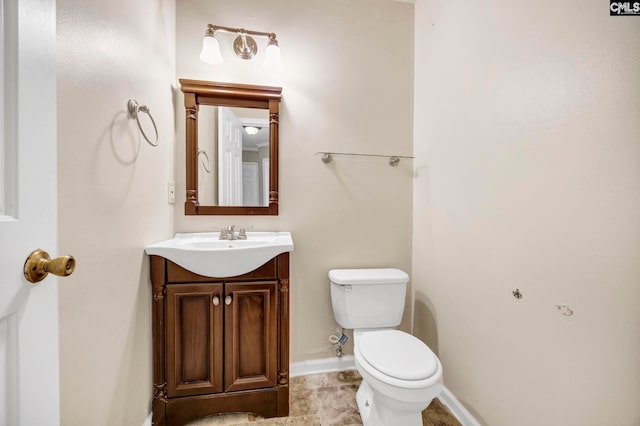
[224,281,278,392]
[166,283,224,397]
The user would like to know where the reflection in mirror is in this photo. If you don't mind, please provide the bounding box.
[180,79,281,216]
[197,106,270,207]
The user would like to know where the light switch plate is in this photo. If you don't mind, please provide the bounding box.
[168,181,175,204]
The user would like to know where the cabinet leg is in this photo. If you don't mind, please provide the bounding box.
[277,385,289,417]
[152,397,167,426]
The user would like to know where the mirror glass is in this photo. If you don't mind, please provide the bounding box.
[197,106,270,207]
[181,79,281,216]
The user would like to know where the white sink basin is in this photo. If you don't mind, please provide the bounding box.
[145,232,294,277]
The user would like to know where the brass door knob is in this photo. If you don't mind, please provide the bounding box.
[24,249,76,284]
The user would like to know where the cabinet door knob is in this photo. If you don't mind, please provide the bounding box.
[212,296,220,306]
[225,295,233,305]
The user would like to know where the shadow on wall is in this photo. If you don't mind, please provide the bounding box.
[109,110,142,165]
[413,290,439,355]
[88,110,142,210]
[414,291,487,425]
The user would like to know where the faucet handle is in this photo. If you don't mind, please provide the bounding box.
[237,226,253,240]
[218,227,228,240]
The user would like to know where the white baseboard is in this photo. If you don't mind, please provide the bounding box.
[142,412,152,426]
[438,386,481,426]
[290,355,355,377]
[290,357,480,426]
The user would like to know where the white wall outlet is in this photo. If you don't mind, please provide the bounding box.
[167,180,175,204]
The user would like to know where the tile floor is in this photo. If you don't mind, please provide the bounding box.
[187,371,461,426]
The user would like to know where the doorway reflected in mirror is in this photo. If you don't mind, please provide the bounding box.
[198,106,269,207]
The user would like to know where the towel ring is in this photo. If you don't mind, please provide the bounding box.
[198,149,211,174]
[127,99,159,146]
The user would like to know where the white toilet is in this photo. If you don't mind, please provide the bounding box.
[329,268,443,426]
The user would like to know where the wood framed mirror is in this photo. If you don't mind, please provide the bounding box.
[180,79,282,215]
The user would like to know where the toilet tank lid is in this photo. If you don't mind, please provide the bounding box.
[329,268,409,285]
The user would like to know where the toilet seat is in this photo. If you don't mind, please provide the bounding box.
[357,330,438,382]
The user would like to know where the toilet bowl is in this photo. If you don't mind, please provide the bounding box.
[329,268,443,426]
[353,329,442,426]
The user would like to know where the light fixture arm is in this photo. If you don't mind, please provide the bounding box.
[205,24,276,40]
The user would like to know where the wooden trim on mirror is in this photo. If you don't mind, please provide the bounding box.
[180,79,282,216]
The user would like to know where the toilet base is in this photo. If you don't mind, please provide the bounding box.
[356,381,423,426]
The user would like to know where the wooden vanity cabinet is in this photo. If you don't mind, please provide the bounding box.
[150,254,290,426]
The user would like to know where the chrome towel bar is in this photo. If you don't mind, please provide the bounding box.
[315,151,414,166]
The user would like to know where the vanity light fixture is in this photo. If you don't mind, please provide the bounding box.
[200,24,281,67]
[243,126,261,135]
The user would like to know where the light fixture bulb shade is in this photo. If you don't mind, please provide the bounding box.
[200,35,223,64]
[264,43,282,69]
[244,126,260,135]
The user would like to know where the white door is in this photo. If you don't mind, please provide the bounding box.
[0,0,64,425]
[217,107,242,205]
[242,162,259,206]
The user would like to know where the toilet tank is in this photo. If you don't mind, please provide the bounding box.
[329,268,409,329]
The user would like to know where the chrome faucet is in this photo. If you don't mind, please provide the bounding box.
[218,225,248,240]
[219,225,236,240]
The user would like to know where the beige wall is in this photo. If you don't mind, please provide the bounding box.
[57,0,175,424]
[175,0,414,362]
[413,1,640,425]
